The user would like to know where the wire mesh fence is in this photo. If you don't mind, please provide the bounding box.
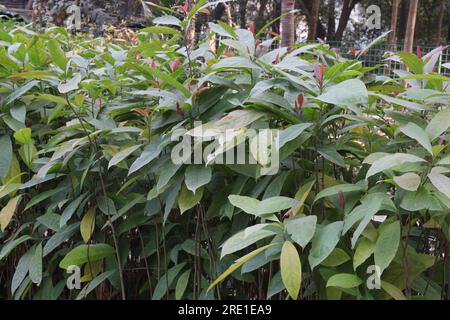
[261,37,449,77]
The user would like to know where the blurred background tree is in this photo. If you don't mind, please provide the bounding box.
[1,0,448,46]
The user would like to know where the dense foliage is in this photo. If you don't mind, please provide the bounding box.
[1,3,450,300]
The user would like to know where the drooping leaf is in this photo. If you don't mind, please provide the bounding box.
[374,221,401,275]
[280,241,301,300]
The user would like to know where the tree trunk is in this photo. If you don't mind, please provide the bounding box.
[32,0,47,27]
[334,0,360,41]
[280,0,295,47]
[186,0,197,52]
[307,0,320,41]
[272,0,282,34]
[238,0,247,28]
[388,0,400,50]
[436,0,446,45]
[327,0,336,40]
[403,0,419,52]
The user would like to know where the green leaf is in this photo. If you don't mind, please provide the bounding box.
[11,248,34,295]
[76,270,116,300]
[428,167,450,198]
[318,145,346,167]
[185,165,211,193]
[4,80,39,105]
[108,145,141,169]
[256,197,299,215]
[316,79,368,106]
[278,123,312,148]
[0,235,31,261]
[321,248,350,267]
[175,270,190,300]
[326,273,362,289]
[399,122,432,155]
[221,224,278,258]
[366,153,426,178]
[128,139,162,175]
[157,162,182,191]
[152,263,186,300]
[59,244,115,269]
[381,281,407,300]
[314,183,365,202]
[0,135,13,179]
[29,243,43,285]
[426,108,450,141]
[80,207,96,243]
[228,195,260,215]
[58,74,82,94]
[208,244,273,291]
[309,221,343,270]
[374,221,401,274]
[285,215,317,248]
[48,39,68,70]
[393,173,421,191]
[280,241,301,300]
[0,195,22,231]
[13,128,31,144]
[353,238,375,270]
[60,193,87,227]
[178,184,203,214]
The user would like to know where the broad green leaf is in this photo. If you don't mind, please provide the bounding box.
[59,244,115,269]
[0,195,22,231]
[157,162,181,191]
[13,128,31,144]
[29,243,43,285]
[374,221,401,274]
[175,270,190,300]
[393,173,421,191]
[353,238,375,270]
[11,248,34,295]
[278,123,312,148]
[228,195,260,215]
[400,186,433,211]
[399,123,432,155]
[381,281,407,300]
[256,197,299,215]
[60,193,87,227]
[366,153,426,178]
[185,165,212,193]
[309,221,344,270]
[285,215,317,248]
[128,139,162,175]
[0,235,31,261]
[178,185,203,214]
[291,177,316,216]
[428,167,450,198]
[280,241,301,300]
[76,270,116,300]
[152,263,186,300]
[321,248,350,267]
[326,273,362,289]
[316,79,368,106]
[314,183,365,202]
[0,135,12,179]
[208,244,273,291]
[221,224,277,258]
[80,207,96,243]
[108,145,141,169]
[58,74,82,93]
[426,108,450,141]
[48,39,68,70]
